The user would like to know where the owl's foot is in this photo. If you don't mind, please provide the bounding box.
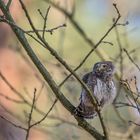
[73,106,96,119]
[72,107,82,117]
[72,108,77,116]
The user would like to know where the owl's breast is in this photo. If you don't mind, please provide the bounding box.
[93,78,116,105]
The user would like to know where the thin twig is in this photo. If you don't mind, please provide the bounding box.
[0,115,26,131]
[112,105,128,124]
[35,82,45,102]
[0,71,28,104]
[6,0,12,11]
[116,21,129,26]
[42,6,51,38]
[25,89,36,140]
[25,24,66,34]
[129,121,140,127]
[134,76,139,93]
[102,41,114,46]
[123,48,140,71]
[30,99,57,127]
[0,102,24,124]
[114,102,137,109]
[0,93,25,104]
[113,21,124,102]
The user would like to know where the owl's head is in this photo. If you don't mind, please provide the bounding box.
[93,61,115,80]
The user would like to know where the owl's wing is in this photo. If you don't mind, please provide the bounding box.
[79,72,92,100]
[80,72,97,100]
[82,72,92,84]
[75,72,97,119]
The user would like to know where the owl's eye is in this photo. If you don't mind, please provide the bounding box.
[102,64,107,68]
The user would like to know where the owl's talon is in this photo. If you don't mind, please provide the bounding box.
[72,108,78,116]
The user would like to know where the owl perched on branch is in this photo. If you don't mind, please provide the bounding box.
[75,61,116,119]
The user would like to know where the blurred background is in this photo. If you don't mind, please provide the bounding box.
[0,0,140,140]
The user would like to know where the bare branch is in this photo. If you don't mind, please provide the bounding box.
[101,41,114,46]
[25,23,66,34]
[42,6,51,38]
[129,121,140,127]
[0,93,25,104]
[113,20,124,102]
[25,89,36,140]
[123,48,140,71]
[0,115,26,131]
[6,0,12,11]
[0,71,28,104]
[31,99,57,127]
[116,21,129,26]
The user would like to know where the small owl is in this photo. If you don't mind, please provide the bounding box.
[75,61,116,119]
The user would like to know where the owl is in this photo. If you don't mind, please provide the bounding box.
[75,61,116,119]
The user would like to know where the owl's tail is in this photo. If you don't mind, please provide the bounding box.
[74,103,97,119]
